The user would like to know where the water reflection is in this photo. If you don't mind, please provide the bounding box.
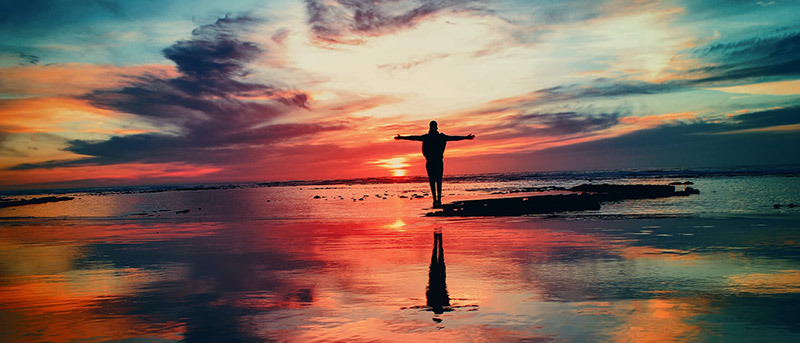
[404,228,479,323]
[1,215,798,341]
[427,228,450,315]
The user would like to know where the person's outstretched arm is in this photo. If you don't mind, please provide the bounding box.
[395,134,425,141]
[444,133,475,141]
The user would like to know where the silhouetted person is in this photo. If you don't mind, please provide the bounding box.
[395,121,475,207]
[427,229,450,315]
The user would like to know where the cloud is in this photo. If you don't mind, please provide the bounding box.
[304,0,485,45]
[11,120,350,171]
[376,52,450,71]
[508,111,620,136]
[16,52,39,65]
[10,15,336,172]
[497,28,800,107]
[0,63,175,98]
[0,130,16,156]
[688,29,800,85]
[512,106,800,171]
[160,16,266,96]
[722,106,800,129]
[534,80,684,103]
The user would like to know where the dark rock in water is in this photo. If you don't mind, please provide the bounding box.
[789,203,796,208]
[428,183,700,217]
[669,181,694,185]
[428,194,602,217]
[175,209,190,214]
[313,195,322,199]
[0,196,75,209]
[679,187,700,195]
[773,204,782,209]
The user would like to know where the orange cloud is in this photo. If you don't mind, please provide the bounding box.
[0,97,169,171]
[709,80,800,95]
[0,63,176,97]
[0,97,113,133]
[712,123,800,135]
[619,112,699,129]
[0,162,222,188]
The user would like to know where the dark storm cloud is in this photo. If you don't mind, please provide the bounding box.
[517,106,800,171]
[533,80,684,104]
[88,15,294,101]
[511,111,620,136]
[11,121,348,170]
[687,29,800,85]
[305,0,485,44]
[159,16,272,97]
[10,15,340,171]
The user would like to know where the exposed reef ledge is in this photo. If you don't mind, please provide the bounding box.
[426,184,699,217]
[0,196,75,209]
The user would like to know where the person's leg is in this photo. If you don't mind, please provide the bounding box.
[426,161,437,206]
[436,178,443,203]
[427,160,444,207]
[435,160,444,204]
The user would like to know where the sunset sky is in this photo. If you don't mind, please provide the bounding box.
[1,0,798,189]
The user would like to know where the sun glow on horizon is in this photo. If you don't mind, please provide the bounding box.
[368,157,410,177]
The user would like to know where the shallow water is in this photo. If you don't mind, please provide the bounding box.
[1,216,799,341]
[3,174,800,220]
[1,175,799,341]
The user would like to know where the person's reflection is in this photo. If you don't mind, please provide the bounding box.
[427,228,451,315]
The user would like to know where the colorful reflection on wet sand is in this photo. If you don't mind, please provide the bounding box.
[1,214,798,342]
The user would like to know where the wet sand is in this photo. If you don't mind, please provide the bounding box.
[1,211,799,341]
[1,179,799,342]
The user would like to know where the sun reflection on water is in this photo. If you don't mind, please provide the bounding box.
[384,219,407,231]
[0,212,798,342]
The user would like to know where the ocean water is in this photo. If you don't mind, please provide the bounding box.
[2,171,799,219]
[1,171,799,341]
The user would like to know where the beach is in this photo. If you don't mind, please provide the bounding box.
[4,0,799,340]
[1,171,799,342]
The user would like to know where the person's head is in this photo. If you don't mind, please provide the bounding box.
[429,120,438,133]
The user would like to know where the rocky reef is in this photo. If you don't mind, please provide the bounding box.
[427,184,699,217]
